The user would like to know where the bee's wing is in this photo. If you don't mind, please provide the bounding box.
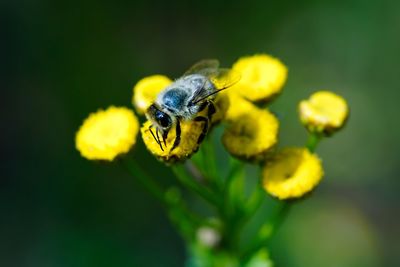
[190,68,241,104]
[183,59,220,76]
[203,68,241,90]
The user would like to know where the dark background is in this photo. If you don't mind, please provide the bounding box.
[2,0,399,266]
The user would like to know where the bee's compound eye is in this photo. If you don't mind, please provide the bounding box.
[156,110,172,128]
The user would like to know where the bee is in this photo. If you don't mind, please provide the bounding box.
[145,59,240,152]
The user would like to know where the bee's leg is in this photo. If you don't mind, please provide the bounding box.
[162,129,168,148]
[149,125,164,151]
[198,100,216,120]
[156,128,165,151]
[194,116,208,144]
[194,101,215,144]
[171,120,181,152]
[197,101,209,112]
[207,101,216,121]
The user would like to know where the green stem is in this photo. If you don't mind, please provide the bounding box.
[242,185,264,223]
[224,159,244,190]
[171,164,221,207]
[120,156,167,205]
[306,133,321,152]
[192,137,222,193]
[204,138,222,190]
[222,159,245,217]
[165,187,206,226]
[270,201,292,234]
[120,156,205,242]
[242,201,291,262]
[219,159,246,252]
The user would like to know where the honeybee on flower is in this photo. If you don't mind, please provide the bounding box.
[144,59,240,152]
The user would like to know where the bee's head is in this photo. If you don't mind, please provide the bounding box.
[146,104,173,130]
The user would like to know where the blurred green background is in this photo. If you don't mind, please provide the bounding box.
[3,0,399,266]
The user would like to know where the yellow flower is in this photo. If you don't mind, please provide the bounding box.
[299,91,349,135]
[75,106,139,161]
[231,54,288,102]
[222,92,255,122]
[222,93,279,161]
[132,75,172,114]
[262,148,323,200]
[141,119,204,163]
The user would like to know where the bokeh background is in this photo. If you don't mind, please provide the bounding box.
[3,0,399,266]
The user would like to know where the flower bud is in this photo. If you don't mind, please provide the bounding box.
[299,91,349,135]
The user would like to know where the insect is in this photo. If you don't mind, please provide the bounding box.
[145,59,240,152]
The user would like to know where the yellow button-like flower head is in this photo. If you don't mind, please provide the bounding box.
[262,148,324,200]
[132,75,172,114]
[299,91,349,135]
[222,92,254,122]
[76,106,139,161]
[231,54,288,102]
[141,119,204,163]
[222,93,279,161]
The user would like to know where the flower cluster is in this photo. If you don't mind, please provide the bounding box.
[134,55,285,163]
[74,53,349,265]
[75,54,348,200]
